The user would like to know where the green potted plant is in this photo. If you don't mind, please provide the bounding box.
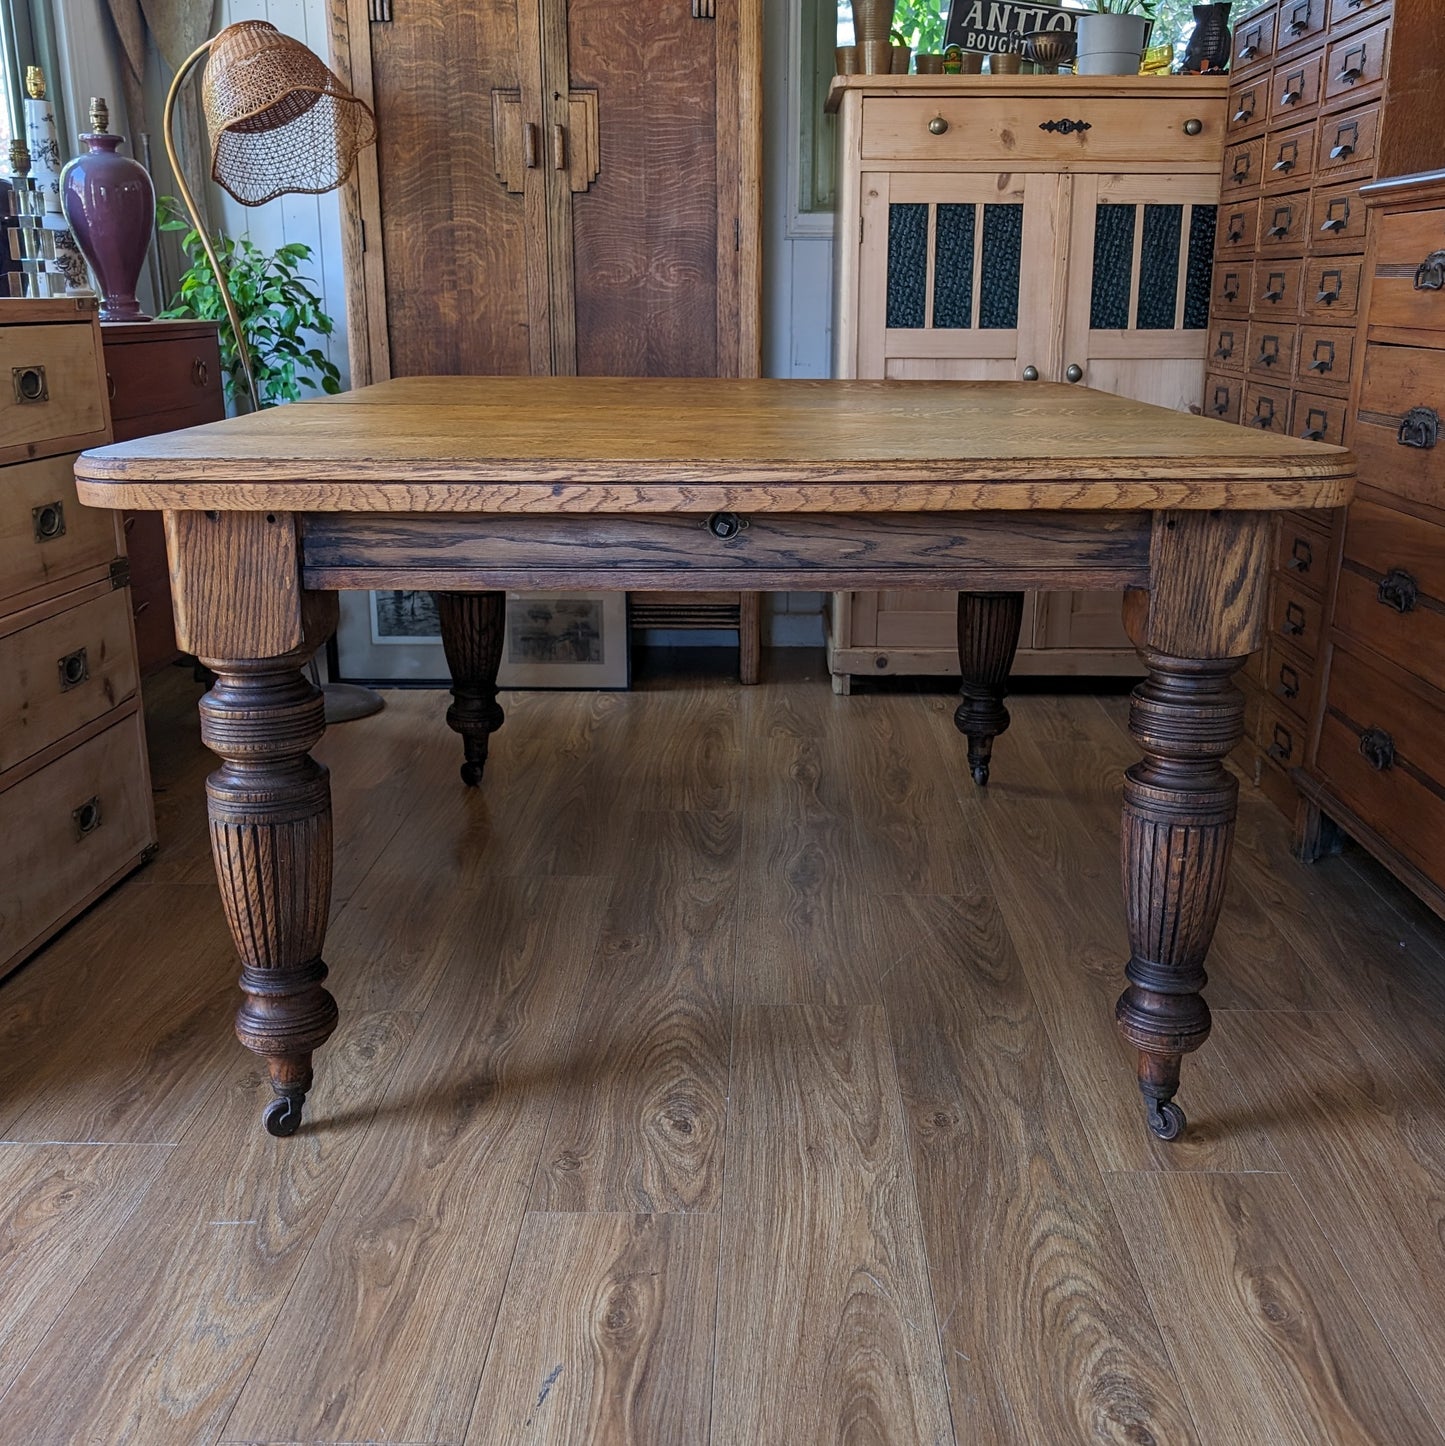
[1075,0,1156,74]
[156,197,342,411]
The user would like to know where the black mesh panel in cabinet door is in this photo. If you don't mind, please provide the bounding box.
[1091,204,1136,330]
[1137,205,1183,330]
[978,204,1023,329]
[887,203,929,329]
[933,204,976,329]
[1184,207,1217,329]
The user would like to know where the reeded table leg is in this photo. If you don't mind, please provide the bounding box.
[199,652,338,1138]
[953,590,1024,785]
[436,591,506,786]
[1115,648,1246,1141]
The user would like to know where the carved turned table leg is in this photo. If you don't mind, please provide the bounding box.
[1116,649,1245,1140]
[199,653,338,1137]
[435,591,507,786]
[954,590,1025,785]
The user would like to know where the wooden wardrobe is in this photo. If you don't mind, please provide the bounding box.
[327,0,763,676]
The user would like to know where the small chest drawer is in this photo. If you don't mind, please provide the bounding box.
[1329,0,1390,28]
[857,96,1225,164]
[1244,380,1292,434]
[0,584,140,774]
[1270,50,1324,124]
[1268,572,1326,657]
[1354,344,1445,509]
[1369,207,1445,337]
[1310,181,1368,253]
[0,324,109,459]
[1292,388,1348,445]
[1217,199,1260,257]
[1204,371,1244,423]
[1315,103,1379,182]
[1263,123,1315,191]
[1254,259,1303,314]
[1296,325,1354,388]
[104,330,224,428]
[1276,0,1330,53]
[1259,703,1307,773]
[1228,78,1269,136]
[1209,320,1247,372]
[1334,499,1445,695]
[1,452,121,607]
[0,706,154,975]
[1275,512,1332,594]
[1259,192,1310,252]
[1303,256,1362,318]
[1246,319,1297,378]
[1263,640,1317,724]
[1314,645,1445,888]
[1232,9,1279,76]
[1323,16,1390,107]
[1223,138,1266,197]
[1212,260,1253,316]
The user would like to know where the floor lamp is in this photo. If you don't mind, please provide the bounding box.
[163,20,384,722]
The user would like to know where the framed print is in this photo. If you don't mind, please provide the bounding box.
[334,590,630,689]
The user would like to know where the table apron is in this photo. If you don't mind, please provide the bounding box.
[299,510,1154,593]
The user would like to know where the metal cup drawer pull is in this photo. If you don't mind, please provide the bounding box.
[1316,270,1343,304]
[1258,336,1281,367]
[1268,722,1295,763]
[1309,340,1336,373]
[1266,206,1294,239]
[1287,2,1311,34]
[57,647,90,692]
[1272,142,1298,173]
[1321,198,1350,233]
[1212,386,1233,415]
[1237,25,1263,61]
[1414,251,1445,291]
[1300,407,1328,441]
[71,796,103,839]
[1233,97,1257,124]
[1226,215,1247,243]
[1330,123,1358,161]
[1377,568,1419,613]
[1222,274,1242,302]
[1282,600,1307,635]
[1277,663,1301,700]
[1287,536,1314,572]
[1279,72,1305,106]
[1263,272,1286,302]
[1398,406,1440,450]
[1336,47,1367,85]
[1231,155,1252,184]
[12,365,48,404]
[1214,331,1236,361]
[32,500,66,541]
[1358,727,1395,772]
[1250,397,1277,428]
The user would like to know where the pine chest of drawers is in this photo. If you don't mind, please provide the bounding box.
[1,298,156,977]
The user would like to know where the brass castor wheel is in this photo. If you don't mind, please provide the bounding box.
[460,759,485,787]
[263,1095,305,1137]
[971,762,990,787]
[1146,1098,1186,1141]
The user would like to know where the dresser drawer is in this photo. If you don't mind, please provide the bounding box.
[1270,50,1324,124]
[1322,15,1389,108]
[1315,103,1379,183]
[1259,701,1308,773]
[1369,207,1445,337]
[1275,0,1329,55]
[1269,572,1326,657]
[1334,500,1445,694]
[1302,256,1362,318]
[1292,387,1349,445]
[0,584,140,774]
[105,332,224,426]
[1212,260,1253,316]
[1208,319,1247,372]
[1354,344,1445,509]
[1246,319,1297,378]
[1262,122,1315,191]
[1296,325,1354,388]
[1244,380,1291,434]
[1204,371,1244,423]
[1310,180,1368,253]
[1228,77,1270,136]
[857,96,1225,164]
[0,324,109,459]
[1232,10,1279,77]
[1275,511,1332,594]
[1259,191,1311,252]
[1254,258,1303,314]
[1328,0,1389,30]
[1315,646,1445,888]
[1263,639,1317,723]
[1223,137,1266,198]
[1,452,121,607]
[0,706,154,977]
[1217,199,1260,258]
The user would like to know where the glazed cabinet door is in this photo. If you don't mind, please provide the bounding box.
[852,172,1061,382]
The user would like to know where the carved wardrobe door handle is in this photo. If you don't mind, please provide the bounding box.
[1397,406,1441,449]
[1377,568,1419,613]
[1414,251,1445,291]
[1358,727,1395,771]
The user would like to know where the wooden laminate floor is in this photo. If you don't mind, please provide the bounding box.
[3,652,1445,1445]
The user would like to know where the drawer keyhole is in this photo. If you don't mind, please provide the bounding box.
[32,501,67,542]
[57,647,90,692]
[71,797,104,839]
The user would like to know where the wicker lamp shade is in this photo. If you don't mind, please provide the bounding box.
[202,21,376,206]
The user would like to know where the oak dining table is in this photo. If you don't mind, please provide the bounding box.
[74,376,1355,1142]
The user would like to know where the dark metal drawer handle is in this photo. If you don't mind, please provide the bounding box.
[1214,335,1235,360]
[1316,274,1343,304]
[1039,119,1091,135]
[1321,199,1350,232]
[1287,5,1310,34]
[1277,664,1301,700]
[1308,342,1335,373]
[1231,157,1252,183]
[1279,81,1303,106]
[191,357,210,387]
[1300,408,1328,441]
[32,500,66,541]
[1267,208,1294,239]
[1227,219,1247,242]
[1377,568,1419,613]
[1257,338,1280,366]
[1249,400,1276,428]
[1287,538,1314,572]
[1359,727,1395,772]
[12,365,48,403]
[57,647,89,692]
[1232,101,1256,123]
[1414,251,1445,291]
[1330,125,1358,160]
[1222,281,1241,302]
[1337,49,1366,84]
[706,511,747,540]
[72,796,103,839]
[1267,725,1295,762]
[1273,149,1296,173]
[1212,387,1233,416]
[1398,407,1440,450]
[1282,601,1307,635]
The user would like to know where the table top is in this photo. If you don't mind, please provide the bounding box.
[74,377,1355,515]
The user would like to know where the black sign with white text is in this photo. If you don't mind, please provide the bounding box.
[943,1,1078,54]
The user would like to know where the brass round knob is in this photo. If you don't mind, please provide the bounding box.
[1022,366,1039,381]
[1184,118,1203,136]
[1065,363,1084,384]
[928,116,949,135]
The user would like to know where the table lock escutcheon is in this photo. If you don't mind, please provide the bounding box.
[705,511,748,541]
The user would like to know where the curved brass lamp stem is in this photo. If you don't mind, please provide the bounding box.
[163,40,261,413]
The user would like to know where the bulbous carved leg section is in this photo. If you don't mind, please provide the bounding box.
[200,662,338,1137]
[436,591,507,786]
[953,591,1025,786]
[1116,650,1246,1142]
